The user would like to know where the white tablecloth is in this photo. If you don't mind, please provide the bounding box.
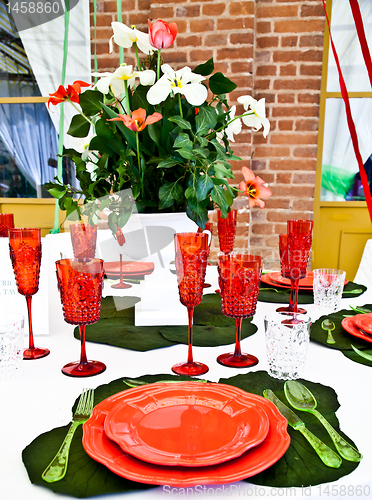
[2,268,372,500]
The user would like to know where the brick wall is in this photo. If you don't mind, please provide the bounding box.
[91,0,325,268]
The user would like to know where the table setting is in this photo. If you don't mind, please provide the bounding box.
[1,215,372,500]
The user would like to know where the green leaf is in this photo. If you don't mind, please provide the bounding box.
[79,89,104,115]
[211,185,229,216]
[95,119,123,155]
[101,103,137,149]
[178,148,196,160]
[157,156,181,169]
[173,133,193,150]
[185,185,196,200]
[67,114,90,138]
[196,106,217,135]
[214,162,235,179]
[168,116,192,130]
[158,182,184,210]
[45,185,66,199]
[209,72,238,95]
[186,204,209,228]
[193,58,214,76]
[195,174,214,202]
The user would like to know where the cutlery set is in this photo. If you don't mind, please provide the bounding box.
[264,381,362,468]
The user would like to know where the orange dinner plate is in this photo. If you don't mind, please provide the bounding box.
[104,382,269,467]
[261,274,313,290]
[341,316,372,343]
[353,313,372,335]
[83,382,290,486]
[103,261,154,279]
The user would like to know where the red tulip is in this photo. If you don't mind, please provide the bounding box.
[148,19,177,49]
[108,108,162,132]
[48,80,90,108]
[239,166,272,208]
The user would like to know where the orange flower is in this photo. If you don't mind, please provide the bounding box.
[108,108,162,132]
[238,166,272,208]
[148,19,177,49]
[48,80,90,108]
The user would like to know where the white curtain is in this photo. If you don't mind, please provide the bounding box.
[321,0,372,201]
[15,0,92,150]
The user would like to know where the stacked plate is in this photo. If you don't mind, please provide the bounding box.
[342,313,372,343]
[261,271,314,290]
[103,261,155,280]
[82,382,290,486]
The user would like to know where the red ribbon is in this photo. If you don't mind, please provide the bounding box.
[348,0,372,88]
[321,0,372,222]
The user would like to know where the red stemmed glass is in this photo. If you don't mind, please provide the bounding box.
[217,253,262,368]
[197,222,213,288]
[277,220,313,318]
[112,225,131,289]
[56,258,106,377]
[172,232,209,376]
[0,213,14,237]
[9,228,50,360]
[70,223,97,261]
[217,209,237,254]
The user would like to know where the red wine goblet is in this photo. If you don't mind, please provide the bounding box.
[112,225,132,289]
[56,258,106,377]
[217,253,262,367]
[70,223,97,261]
[0,213,14,237]
[172,232,209,376]
[9,228,50,360]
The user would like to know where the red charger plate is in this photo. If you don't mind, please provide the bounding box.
[83,382,290,487]
[341,316,372,343]
[261,274,313,291]
[103,382,269,467]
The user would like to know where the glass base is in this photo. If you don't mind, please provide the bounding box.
[276,306,307,314]
[217,352,258,368]
[62,360,106,377]
[23,347,50,360]
[172,361,209,376]
[203,283,211,288]
[111,282,132,289]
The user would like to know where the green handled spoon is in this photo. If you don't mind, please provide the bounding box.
[321,319,336,344]
[284,381,362,462]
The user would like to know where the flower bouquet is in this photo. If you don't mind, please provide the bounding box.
[45,20,270,232]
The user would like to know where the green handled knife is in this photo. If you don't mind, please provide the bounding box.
[263,389,342,468]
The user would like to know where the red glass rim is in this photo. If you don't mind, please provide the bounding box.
[287,219,313,234]
[174,232,209,251]
[217,208,237,220]
[56,258,104,270]
[8,228,40,238]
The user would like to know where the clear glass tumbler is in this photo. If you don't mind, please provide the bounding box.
[313,268,346,314]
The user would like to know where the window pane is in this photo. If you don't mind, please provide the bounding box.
[327,0,372,92]
[321,98,372,201]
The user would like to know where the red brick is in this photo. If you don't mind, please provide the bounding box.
[273,106,320,118]
[292,199,314,211]
[190,49,214,62]
[279,65,296,76]
[162,51,188,64]
[301,4,325,17]
[217,17,254,31]
[295,119,319,131]
[256,5,298,18]
[274,19,325,33]
[230,32,254,45]
[149,7,174,20]
[278,120,294,131]
[204,33,228,46]
[252,223,274,235]
[218,47,253,60]
[257,36,279,49]
[281,35,297,47]
[176,35,202,47]
[300,64,322,76]
[267,211,294,223]
[137,0,150,10]
[277,94,295,103]
[257,65,277,76]
[202,3,226,16]
[269,159,317,172]
[293,146,318,158]
[94,13,113,26]
[229,1,255,16]
[254,79,271,91]
[264,198,291,210]
[254,146,291,158]
[273,79,321,91]
[276,173,292,183]
[300,35,324,47]
[293,172,317,183]
[271,133,318,145]
[256,21,272,34]
[273,49,323,63]
[175,5,200,17]
[231,61,253,73]
[190,19,215,32]
[298,93,320,104]
[103,0,135,12]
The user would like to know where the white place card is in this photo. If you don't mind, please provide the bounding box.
[0,237,50,336]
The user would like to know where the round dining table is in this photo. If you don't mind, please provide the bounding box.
[1,261,372,500]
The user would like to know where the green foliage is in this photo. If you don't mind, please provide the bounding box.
[45,58,245,228]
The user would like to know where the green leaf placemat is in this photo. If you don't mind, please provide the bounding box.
[220,371,360,488]
[258,281,366,304]
[310,304,372,366]
[76,294,257,350]
[22,372,360,496]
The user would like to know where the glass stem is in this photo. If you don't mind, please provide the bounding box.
[187,306,194,364]
[289,279,296,310]
[234,318,243,357]
[119,253,123,284]
[79,325,88,366]
[293,278,300,313]
[26,295,34,349]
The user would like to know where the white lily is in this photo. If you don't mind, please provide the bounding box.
[110,22,154,55]
[69,127,96,153]
[92,66,156,96]
[146,64,208,106]
[237,95,270,138]
[217,105,242,143]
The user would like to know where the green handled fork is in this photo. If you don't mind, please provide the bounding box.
[42,388,94,483]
